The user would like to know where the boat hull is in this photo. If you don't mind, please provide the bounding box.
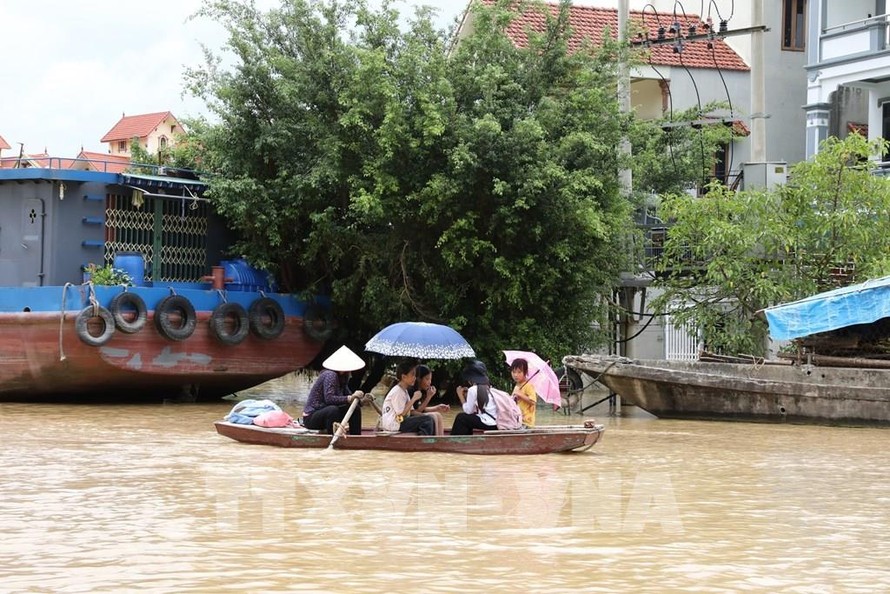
[564,355,890,426]
[214,422,605,455]
[0,286,323,401]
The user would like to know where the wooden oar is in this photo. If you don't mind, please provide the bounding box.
[327,397,360,450]
[365,394,383,416]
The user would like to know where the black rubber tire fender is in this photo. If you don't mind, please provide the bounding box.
[248,297,286,340]
[302,303,333,343]
[209,302,250,345]
[75,306,115,346]
[109,291,148,334]
[154,295,197,341]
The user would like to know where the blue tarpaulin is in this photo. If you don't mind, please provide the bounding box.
[763,275,890,341]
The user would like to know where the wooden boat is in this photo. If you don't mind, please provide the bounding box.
[214,421,605,454]
[565,276,890,426]
[0,162,328,400]
[564,354,890,426]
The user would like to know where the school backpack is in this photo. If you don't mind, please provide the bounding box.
[483,385,524,430]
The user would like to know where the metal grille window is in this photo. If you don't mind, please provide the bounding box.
[105,192,208,282]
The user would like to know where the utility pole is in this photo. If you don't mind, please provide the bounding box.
[750,0,766,162]
[742,0,786,190]
[617,0,632,198]
[615,0,631,411]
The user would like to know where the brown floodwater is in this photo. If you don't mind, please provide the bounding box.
[2,376,889,593]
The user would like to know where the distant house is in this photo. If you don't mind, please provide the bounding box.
[69,150,131,174]
[100,111,181,157]
[0,134,9,157]
[458,1,753,186]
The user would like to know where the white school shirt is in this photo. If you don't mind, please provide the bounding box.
[380,384,410,431]
[462,385,497,426]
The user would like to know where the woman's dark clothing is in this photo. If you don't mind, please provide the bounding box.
[303,403,362,435]
[450,412,496,435]
[302,369,361,435]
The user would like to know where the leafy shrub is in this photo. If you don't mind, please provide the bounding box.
[83,263,134,286]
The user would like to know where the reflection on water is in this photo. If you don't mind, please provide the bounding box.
[2,377,889,592]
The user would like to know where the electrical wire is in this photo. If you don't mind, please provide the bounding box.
[672,1,690,25]
[677,50,708,188]
[641,4,667,31]
[648,58,681,177]
[709,39,736,185]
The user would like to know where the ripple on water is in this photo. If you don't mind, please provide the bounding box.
[1,397,890,592]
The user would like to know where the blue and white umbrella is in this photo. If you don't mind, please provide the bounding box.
[365,322,475,359]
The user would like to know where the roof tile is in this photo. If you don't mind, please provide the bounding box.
[73,151,132,173]
[100,111,178,143]
[486,0,748,71]
[0,134,10,150]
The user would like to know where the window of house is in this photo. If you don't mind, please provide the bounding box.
[783,0,807,50]
[159,136,168,149]
[118,141,127,152]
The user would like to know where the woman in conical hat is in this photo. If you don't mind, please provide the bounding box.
[302,346,367,435]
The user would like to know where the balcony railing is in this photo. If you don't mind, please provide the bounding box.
[820,14,889,63]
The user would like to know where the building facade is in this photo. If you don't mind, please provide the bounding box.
[100,111,181,157]
[804,0,890,162]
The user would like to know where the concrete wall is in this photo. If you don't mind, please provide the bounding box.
[826,1,876,28]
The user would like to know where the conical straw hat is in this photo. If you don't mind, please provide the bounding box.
[322,345,365,372]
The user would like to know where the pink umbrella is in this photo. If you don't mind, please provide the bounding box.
[502,350,562,406]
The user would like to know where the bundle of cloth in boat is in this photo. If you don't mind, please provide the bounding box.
[224,399,294,428]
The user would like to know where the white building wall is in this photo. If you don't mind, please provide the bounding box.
[581,0,808,165]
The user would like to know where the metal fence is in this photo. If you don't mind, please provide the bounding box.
[104,193,208,282]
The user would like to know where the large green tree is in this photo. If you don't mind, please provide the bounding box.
[184,0,712,368]
[652,134,890,356]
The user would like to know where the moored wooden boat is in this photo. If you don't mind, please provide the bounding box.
[564,354,890,426]
[564,276,890,427]
[214,421,605,454]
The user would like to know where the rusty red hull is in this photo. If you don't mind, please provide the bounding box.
[214,421,605,455]
[0,311,321,400]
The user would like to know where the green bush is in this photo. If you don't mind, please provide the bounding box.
[84,263,133,286]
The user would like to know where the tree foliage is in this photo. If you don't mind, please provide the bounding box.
[652,134,890,356]
[183,0,713,370]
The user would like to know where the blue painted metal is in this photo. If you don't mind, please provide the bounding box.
[0,285,308,315]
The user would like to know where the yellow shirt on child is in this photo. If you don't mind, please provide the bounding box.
[514,382,537,426]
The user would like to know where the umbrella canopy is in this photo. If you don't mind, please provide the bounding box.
[365,322,475,359]
[503,350,562,406]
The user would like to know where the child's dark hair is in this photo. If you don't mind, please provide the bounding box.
[415,364,432,380]
[396,360,417,379]
[510,358,529,374]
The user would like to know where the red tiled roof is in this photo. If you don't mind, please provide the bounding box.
[100,111,178,143]
[486,0,748,71]
[73,151,131,173]
[0,153,63,169]
[0,135,10,150]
